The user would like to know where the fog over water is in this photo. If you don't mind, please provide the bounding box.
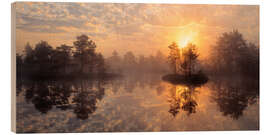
[16,73,259,132]
[15,2,259,133]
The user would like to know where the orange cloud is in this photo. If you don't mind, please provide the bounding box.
[15,2,259,58]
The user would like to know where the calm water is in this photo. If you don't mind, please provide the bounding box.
[16,74,259,133]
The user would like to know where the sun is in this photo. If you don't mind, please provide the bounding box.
[178,36,193,48]
[176,30,198,48]
[179,37,192,48]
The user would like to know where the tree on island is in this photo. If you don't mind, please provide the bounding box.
[164,42,207,85]
[34,41,54,73]
[95,53,106,76]
[53,44,73,74]
[123,51,137,72]
[181,43,199,77]
[106,50,122,73]
[167,42,199,76]
[24,42,35,65]
[73,34,97,74]
[168,42,180,74]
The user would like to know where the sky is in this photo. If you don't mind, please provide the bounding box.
[15,2,259,58]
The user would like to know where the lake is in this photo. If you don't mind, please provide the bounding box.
[16,73,259,133]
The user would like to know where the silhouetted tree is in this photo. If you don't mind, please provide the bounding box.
[95,53,106,76]
[138,55,146,72]
[168,42,180,74]
[52,44,73,74]
[155,50,167,72]
[23,42,35,65]
[210,29,259,78]
[16,53,23,77]
[106,50,122,73]
[181,43,199,76]
[34,41,54,73]
[18,35,108,79]
[73,34,96,74]
[105,50,169,75]
[123,51,137,72]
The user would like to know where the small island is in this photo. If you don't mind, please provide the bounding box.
[162,42,208,86]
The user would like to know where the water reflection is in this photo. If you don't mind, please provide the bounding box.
[209,76,259,119]
[16,74,259,132]
[72,80,105,120]
[167,84,200,117]
[107,73,162,94]
[21,79,105,120]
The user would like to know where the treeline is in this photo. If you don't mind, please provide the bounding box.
[105,50,169,74]
[16,30,259,80]
[207,30,259,78]
[16,35,106,79]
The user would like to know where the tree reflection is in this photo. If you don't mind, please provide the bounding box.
[210,77,259,119]
[167,84,199,117]
[72,80,105,120]
[73,91,97,120]
[25,81,56,113]
[21,79,105,120]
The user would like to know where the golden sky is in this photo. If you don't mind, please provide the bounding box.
[15,2,259,58]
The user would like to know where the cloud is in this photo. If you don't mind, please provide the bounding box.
[15,2,259,57]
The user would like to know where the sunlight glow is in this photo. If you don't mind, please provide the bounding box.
[178,36,192,48]
[177,31,198,48]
